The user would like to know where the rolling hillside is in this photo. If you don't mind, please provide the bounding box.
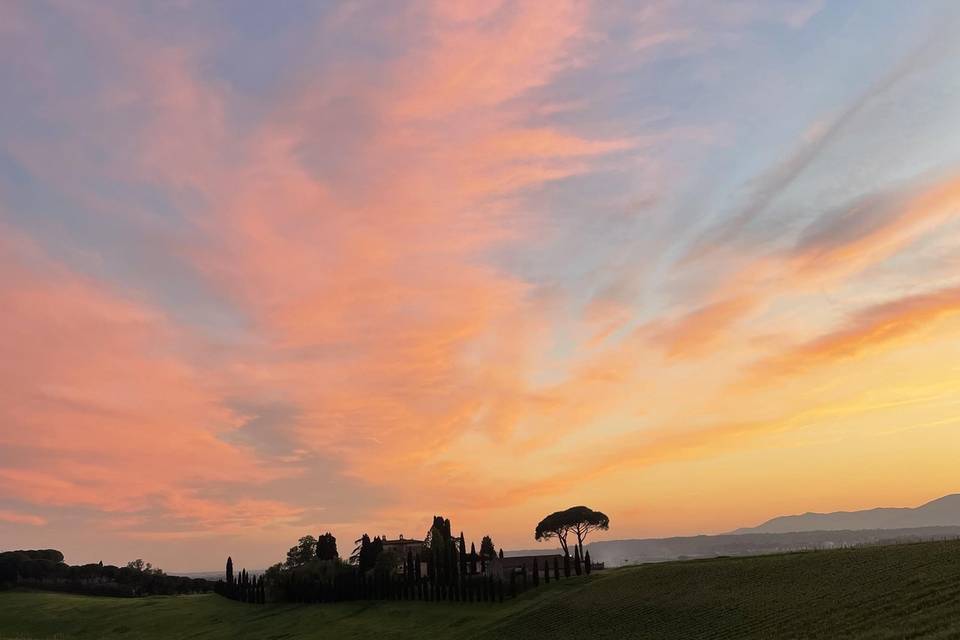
[3,539,960,639]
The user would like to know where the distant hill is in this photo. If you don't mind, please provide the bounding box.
[510,525,960,568]
[507,494,960,567]
[733,494,960,534]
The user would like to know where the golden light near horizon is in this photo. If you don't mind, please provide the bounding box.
[1,0,960,572]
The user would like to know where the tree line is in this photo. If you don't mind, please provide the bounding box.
[0,549,211,597]
[213,559,265,603]
[219,505,608,606]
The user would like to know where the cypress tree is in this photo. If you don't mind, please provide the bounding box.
[470,542,478,575]
[584,550,592,575]
[450,543,459,585]
[574,546,582,575]
[564,552,570,578]
[532,557,539,586]
[226,557,234,585]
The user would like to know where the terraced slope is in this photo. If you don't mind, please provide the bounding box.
[2,539,960,639]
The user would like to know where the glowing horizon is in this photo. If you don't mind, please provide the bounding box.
[2,1,960,572]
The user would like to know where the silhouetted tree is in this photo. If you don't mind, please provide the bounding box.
[479,535,496,559]
[574,546,582,576]
[316,532,338,561]
[286,535,317,568]
[584,550,593,575]
[350,535,366,566]
[425,515,452,548]
[425,516,454,583]
[470,542,478,575]
[535,506,609,558]
[567,507,609,557]
[359,536,384,573]
[534,512,572,556]
[351,534,384,573]
[226,556,234,585]
[532,557,539,587]
[449,543,459,591]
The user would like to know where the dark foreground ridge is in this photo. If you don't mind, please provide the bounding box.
[3,539,960,639]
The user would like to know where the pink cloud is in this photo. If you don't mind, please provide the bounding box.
[0,226,294,526]
[0,0,641,558]
[0,510,47,527]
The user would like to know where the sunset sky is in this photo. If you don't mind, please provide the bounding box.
[2,1,960,572]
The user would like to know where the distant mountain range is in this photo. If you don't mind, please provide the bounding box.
[507,494,960,568]
[732,494,960,534]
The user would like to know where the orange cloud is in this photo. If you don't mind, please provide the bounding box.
[648,294,760,358]
[751,283,960,379]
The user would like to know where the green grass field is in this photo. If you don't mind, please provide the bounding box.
[3,539,960,639]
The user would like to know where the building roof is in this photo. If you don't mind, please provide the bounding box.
[498,554,564,569]
[383,538,425,546]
